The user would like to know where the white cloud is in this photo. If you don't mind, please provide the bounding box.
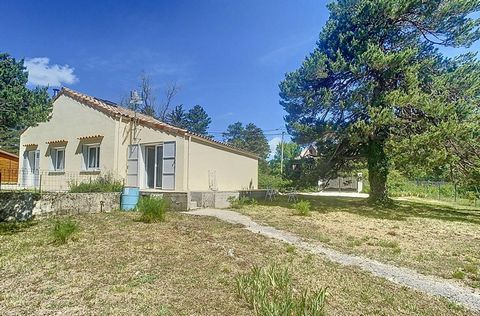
[25,57,78,87]
[268,137,282,159]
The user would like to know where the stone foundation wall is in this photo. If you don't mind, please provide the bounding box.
[190,191,240,209]
[0,192,120,221]
[142,192,189,211]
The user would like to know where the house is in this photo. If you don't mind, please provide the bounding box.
[19,88,258,193]
[0,148,19,184]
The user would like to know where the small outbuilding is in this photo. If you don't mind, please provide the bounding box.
[0,148,19,184]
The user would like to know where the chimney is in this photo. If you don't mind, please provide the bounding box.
[53,88,60,97]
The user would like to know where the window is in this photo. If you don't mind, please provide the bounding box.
[86,145,100,170]
[51,148,65,171]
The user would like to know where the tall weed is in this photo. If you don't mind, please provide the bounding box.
[235,264,327,316]
[137,196,168,223]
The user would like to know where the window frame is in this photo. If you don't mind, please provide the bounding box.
[52,147,65,171]
[86,144,101,171]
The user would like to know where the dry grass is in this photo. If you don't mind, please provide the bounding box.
[0,211,475,315]
[237,195,480,289]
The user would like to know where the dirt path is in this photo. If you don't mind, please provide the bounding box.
[185,209,480,313]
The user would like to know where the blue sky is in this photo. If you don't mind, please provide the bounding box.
[2,1,479,155]
[0,0,329,153]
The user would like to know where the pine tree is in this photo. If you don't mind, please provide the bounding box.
[223,122,270,159]
[0,53,51,152]
[166,105,188,129]
[186,105,211,135]
[280,0,480,203]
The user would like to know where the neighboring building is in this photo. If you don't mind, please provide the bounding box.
[0,149,19,184]
[19,88,258,192]
[298,144,318,159]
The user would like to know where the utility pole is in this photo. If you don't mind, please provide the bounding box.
[280,131,285,175]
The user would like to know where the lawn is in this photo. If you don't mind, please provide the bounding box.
[0,211,474,315]
[236,195,480,289]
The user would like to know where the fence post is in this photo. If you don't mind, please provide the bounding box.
[454,182,457,203]
[437,182,441,200]
[39,174,43,194]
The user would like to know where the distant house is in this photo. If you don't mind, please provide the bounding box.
[298,144,318,159]
[19,88,258,192]
[0,149,19,184]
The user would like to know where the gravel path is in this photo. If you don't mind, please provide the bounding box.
[185,209,480,313]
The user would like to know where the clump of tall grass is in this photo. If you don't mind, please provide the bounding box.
[137,196,169,223]
[51,219,78,244]
[292,200,311,216]
[228,196,257,209]
[235,264,327,315]
[69,173,123,193]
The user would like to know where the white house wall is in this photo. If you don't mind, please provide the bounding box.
[19,95,118,190]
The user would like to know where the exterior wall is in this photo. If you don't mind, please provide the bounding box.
[18,93,258,193]
[19,95,119,190]
[0,152,19,183]
[187,138,258,191]
[116,120,187,191]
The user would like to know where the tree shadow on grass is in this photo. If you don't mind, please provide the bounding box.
[0,221,37,235]
[258,195,480,225]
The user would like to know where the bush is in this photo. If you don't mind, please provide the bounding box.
[69,173,123,193]
[137,196,169,223]
[228,196,257,209]
[258,173,292,190]
[51,219,78,244]
[292,200,311,216]
[235,264,327,315]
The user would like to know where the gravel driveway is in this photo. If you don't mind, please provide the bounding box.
[185,208,480,313]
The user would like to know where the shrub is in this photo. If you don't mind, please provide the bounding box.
[69,173,123,193]
[137,196,168,223]
[51,219,78,244]
[228,196,257,209]
[292,200,311,216]
[235,264,327,315]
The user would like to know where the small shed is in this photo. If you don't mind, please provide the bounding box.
[0,149,19,184]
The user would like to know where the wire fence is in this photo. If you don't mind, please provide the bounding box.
[0,168,122,193]
[386,180,480,207]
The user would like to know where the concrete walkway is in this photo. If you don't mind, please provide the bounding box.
[185,209,480,313]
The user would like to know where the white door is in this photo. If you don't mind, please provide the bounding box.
[22,150,39,188]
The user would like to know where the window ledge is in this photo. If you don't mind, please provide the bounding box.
[80,170,101,175]
[48,171,65,175]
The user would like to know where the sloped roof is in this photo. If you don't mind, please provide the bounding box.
[0,148,19,159]
[55,88,259,159]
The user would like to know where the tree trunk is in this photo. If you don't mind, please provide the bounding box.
[367,139,390,204]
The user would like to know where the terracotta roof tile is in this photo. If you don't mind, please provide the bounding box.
[56,88,259,159]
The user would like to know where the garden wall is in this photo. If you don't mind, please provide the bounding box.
[0,192,120,221]
[142,192,189,211]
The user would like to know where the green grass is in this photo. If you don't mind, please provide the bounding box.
[137,196,169,223]
[51,219,78,244]
[235,264,327,316]
[452,270,466,280]
[0,221,37,235]
[292,200,311,216]
[0,212,473,315]
[236,195,480,288]
[228,196,258,209]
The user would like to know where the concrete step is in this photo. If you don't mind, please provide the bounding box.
[189,201,199,210]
